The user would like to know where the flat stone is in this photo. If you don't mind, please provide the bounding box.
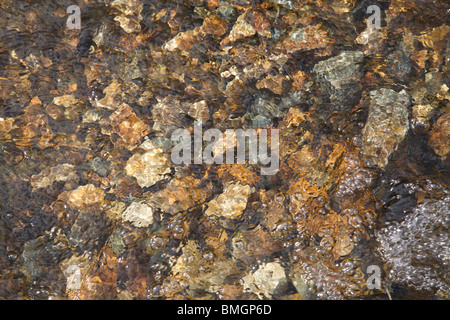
[313,51,364,106]
[122,201,154,228]
[205,182,253,220]
[361,88,410,168]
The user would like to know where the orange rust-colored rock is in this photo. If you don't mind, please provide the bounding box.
[284,108,310,128]
[109,103,150,151]
[217,164,260,187]
[146,176,212,215]
[68,247,118,300]
[280,24,333,56]
[199,15,228,38]
[256,73,290,95]
[429,109,450,159]
[58,184,105,211]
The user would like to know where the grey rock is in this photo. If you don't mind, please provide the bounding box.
[68,212,109,251]
[21,235,68,282]
[107,228,126,256]
[218,2,236,20]
[90,157,110,178]
[387,50,411,80]
[249,114,271,128]
[280,91,304,109]
[361,88,410,168]
[313,51,364,107]
[250,96,284,119]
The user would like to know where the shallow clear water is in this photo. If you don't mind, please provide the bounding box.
[0,0,448,300]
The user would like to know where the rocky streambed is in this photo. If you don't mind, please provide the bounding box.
[0,0,448,300]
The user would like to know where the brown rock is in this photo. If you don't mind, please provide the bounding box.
[217,164,260,187]
[146,176,212,215]
[284,107,310,128]
[231,226,284,264]
[199,15,228,38]
[287,145,316,168]
[110,104,150,151]
[0,118,15,140]
[418,25,450,68]
[355,28,386,55]
[96,82,123,110]
[205,182,253,220]
[228,13,256,42]
[46,104,65,121]
[188,100,210,123]
[247,11,271,38]
[164,30,196,52]
[69,247,118,299]
[256,74,290,95]
[114,15,141,34]
[31,164,78,191]
[206,0,219,9]
[52,94,77,108]
[125,139,171,188]
[111,0,143,16]
[291,70,309,91]
[9,114,53,149]
[59,184,105,211]
[429,109,450,159]
[218,284,245,300]
[411,49,428,70]
[281,24,333,55]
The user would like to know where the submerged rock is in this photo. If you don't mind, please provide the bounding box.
[151,96,189,138]
[111,0,143,33]
[170,240,239,296]
[60,253,91,292]
[410,104,435,131]
[114,16,141,34]
[290,252,367,300]
[256,74,290,95]
[429,109,450,159]
[231,226,284,265]
[218,3,236,20]
[241,260,288,299]
[387,50,411,80]
[1,0,448,301]
[89,157,110,178]
[30,164,78,191]
[205,182,253,220]
[143,176,211,216]
[250,96,284,119]
[281,24,333,56]
[111,0,143,16]
[313,51,364,107]
[122,201,154,228]
[228,13,256,42]
[188,100,210,123]
[109,104,150,151]
[361,88,410,168]
[355,27,386,56]
[59,184,105,211]
[125,139,171,188]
